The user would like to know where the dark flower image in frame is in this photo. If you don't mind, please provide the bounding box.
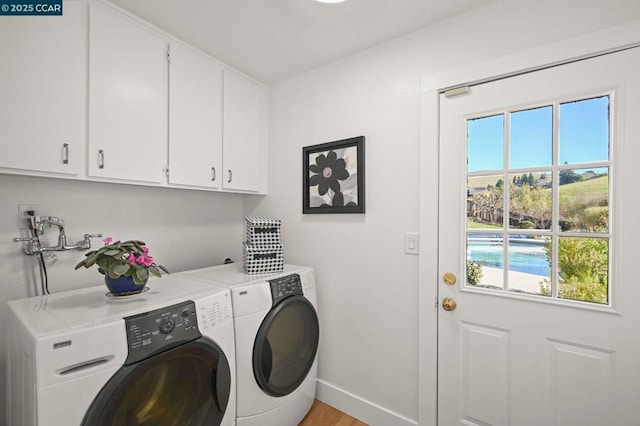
[321,191,357,208]
[309,150,350,196]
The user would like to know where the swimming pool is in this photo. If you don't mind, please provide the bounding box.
[467,238,550,276]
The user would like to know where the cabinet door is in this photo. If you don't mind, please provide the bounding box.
[88,4,167,183]
[0,1,84,175]
[222,71,264,192]
[168,43,223,189]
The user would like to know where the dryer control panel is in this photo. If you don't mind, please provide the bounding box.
[123,300,202,365]
[269,273,303,305]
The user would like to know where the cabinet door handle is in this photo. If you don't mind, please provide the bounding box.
[228,169,232,183]
[98,150,105,169]
[62,143,69,165]
[211,167,216,182]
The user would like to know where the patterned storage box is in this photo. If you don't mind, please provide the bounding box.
[243,242,284,275]
[245,216,282,246]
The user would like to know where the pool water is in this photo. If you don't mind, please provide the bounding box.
[467,239,550,277]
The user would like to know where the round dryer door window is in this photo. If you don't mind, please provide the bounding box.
[253,295,320,397]
[82,339,231,426]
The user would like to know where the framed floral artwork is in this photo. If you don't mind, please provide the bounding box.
[303,136,365,214]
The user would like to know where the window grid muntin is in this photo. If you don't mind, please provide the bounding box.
[465,94,612,306]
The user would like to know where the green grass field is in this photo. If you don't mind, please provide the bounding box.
[559,175,608,197]
[467,220,502,229]
[467,175,503,189]
[467,174,608,198]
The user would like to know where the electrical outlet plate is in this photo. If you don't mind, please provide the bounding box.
[18,204,41,229]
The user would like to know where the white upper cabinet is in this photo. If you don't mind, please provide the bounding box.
[0,2,84,175]
[168,43,223,189]
[88,4,167,184]
[0,1,267,193]
[223,70,266,193]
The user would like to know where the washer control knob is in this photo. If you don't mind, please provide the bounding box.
[181,309,191,318]
[159,317,175,334]
[285,282,293,291]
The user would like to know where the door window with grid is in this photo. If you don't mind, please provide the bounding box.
[465,95,611,305]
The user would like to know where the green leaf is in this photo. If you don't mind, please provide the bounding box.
[109,262,130,278]
[103,249,123,257]
[84,254,98,268]
[134,268,148,284]
[148,266,161,278]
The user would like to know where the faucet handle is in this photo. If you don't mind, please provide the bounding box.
[79,234,103,250]
[13,236,41,255]
[13,236,36,243]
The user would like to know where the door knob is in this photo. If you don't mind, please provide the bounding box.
[443,272,457,285]
[442,297,457,311]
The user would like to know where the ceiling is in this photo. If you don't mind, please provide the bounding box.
[108,0,493,84]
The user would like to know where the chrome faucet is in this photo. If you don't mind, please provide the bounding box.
[13,215,102,255]
[35,216,65,235]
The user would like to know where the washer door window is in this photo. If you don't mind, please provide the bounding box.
[82,339,231,426]
[253,295,320,397]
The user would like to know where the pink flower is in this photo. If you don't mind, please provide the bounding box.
[136,255,155,267]
[103,236,113,245]
[127,252,136,265]
[142,246,149,254]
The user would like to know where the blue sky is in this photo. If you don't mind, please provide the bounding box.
[467,96,609,172]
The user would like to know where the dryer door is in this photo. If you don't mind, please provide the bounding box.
[253,295,320,397]
[81,338,231,426]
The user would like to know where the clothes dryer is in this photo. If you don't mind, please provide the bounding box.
[6,274,236,426]
[185,264,319,426]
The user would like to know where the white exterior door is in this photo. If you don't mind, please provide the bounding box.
[438,47,640,425]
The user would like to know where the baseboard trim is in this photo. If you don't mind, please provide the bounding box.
[316,379,418,426]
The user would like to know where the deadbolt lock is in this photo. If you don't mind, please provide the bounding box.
[443,272,457,285]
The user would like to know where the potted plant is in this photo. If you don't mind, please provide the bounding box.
[75,237,168,295]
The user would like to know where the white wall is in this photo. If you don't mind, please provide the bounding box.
[246,0,640,424]
[0,174,246,417]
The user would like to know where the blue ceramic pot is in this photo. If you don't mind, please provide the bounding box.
[105,275,147,296]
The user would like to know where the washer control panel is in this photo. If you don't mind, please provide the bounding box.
[124,300,201,365]
[269,273,303,305]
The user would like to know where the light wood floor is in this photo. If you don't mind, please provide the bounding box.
[299,400,368,426]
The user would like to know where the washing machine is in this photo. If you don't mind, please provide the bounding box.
[185,263,319,426]
[6,273,236,426]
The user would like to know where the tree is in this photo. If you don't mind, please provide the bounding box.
[510,183,552,229]
[539,201,609,303]
[495,178,504,189]
[539,238,608,304]
[471,187,503,225]
[559,162,581,185]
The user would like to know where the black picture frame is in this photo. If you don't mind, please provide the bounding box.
[303,136,365,214]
